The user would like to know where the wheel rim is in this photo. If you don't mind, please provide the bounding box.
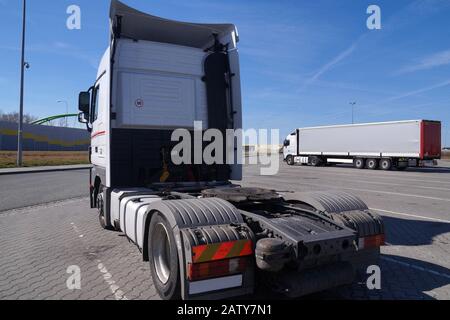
[356,160,362,167]
[152,222,172,285]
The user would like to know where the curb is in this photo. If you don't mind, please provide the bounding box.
[0,165,92,176]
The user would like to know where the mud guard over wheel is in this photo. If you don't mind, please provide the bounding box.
[285,191,385,273]
[143,198,255,300]
[288,191,369,214]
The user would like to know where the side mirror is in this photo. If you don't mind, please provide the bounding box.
[283,140,290,147]
[78,112,92,133]
[78,91,91,114]
[78,112,88,124]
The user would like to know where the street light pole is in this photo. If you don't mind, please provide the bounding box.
[57,100,69,127]
[17,0,27,167]
[349,102,357,124]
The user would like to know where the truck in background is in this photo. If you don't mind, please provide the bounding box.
[78,0,385,300]
[283,120,441,170]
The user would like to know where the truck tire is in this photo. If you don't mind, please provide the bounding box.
[97,186,115,231]
[310,156,322,167]
[98,192,107,229]
[286,155,295,166]
[380,158,392,171]
[97,186,109,230]
[148,212,181,300]
[366,159,379,170]
[354,158,365,169]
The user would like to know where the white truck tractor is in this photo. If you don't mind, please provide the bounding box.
[78,0,385,300]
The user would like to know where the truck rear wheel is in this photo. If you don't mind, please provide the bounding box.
[310,156,322,167]
[286,155,295,166]
[148,212,181,300]
[367,159,379,170]
[380,159,392,171]
[354,158,365,169]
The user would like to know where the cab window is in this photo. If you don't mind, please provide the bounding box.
[91,85,100,123]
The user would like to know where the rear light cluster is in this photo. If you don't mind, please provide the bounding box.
[359,234,385,250]
[188,257,248,281]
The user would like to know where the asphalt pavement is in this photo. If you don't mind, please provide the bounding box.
[0,169,89,212]
[0,160,449,300]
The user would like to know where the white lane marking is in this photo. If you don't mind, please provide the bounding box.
[290,166,450,185]
[381,256,450,280]
[70,222,128,300]
[267,178,450,203]
[314,184,450,202]
[371,208,450,224]
[361,180,450,191]
[97,261,128,300]
[290,173,450,192]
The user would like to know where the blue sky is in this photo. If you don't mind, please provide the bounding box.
[0,0,449,145]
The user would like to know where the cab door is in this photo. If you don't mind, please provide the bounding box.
[283,134,297,159]
[90,83,107,167]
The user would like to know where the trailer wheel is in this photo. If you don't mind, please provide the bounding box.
[366,159,379,170]
[148,212,181,300]
[354,158,365,169]
[380,159,392,171]
[286,155,295,166]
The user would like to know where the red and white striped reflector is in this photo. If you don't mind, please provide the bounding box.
[359,234,385,250]
[188,257,248,281]
[192,240,253,264]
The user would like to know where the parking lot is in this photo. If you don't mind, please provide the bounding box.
[1,160,450,300]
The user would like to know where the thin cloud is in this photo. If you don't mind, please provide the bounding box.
[300,0,450,91]
[303,44,356,88]
[385,79,450,102]
[396,49,450,75]
[314,79,450,122]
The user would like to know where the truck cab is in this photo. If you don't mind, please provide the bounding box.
[77,0,385,301]
[283,132,298,164]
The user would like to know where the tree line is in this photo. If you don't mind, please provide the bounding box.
[0,111,38,124]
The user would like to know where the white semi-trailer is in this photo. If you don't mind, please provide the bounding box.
[78,0,385,300]
[283,120,441,170]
